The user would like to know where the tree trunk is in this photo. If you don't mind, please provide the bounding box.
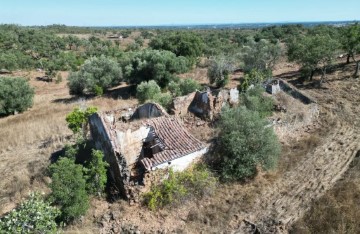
[320,67,327,85]
[309,70,315,81]
[355,61,360,78]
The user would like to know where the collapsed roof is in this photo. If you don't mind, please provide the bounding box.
[89,103,207,200]
[140,117,206,171]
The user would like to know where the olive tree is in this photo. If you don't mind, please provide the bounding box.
[287,34,340,83]
[217,107,280,181]
[149,32,204,65]
[341,23,360,77]
[0,77,34,116]
[68,55,122,95]
[241,39,281,73]
[136,80,161,103]
[207,56,236,88]
[124,49,189,88]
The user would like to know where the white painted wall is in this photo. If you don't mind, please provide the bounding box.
[152,147,208,171]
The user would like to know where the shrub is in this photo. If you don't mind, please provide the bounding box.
[217,107,280,181]
[136,80,161,103]
[68,55,122,95]
[0,52,19,70]
[0,77,34,116]
[124,49,190,88]
[55,73,63,84]
[151,92,172,110]
[83,150,109,196]
[240,69,271,91]
[143,165,216,210]
[168,78,201,97]
[49,157,89,222]
[168,81,181,97]
[241,39,281,73]
[63,137,87,161]
[65,106,98,135]
[0,193,60,233]
[93,85,103,96]
[241,86,274,118]
[63,143,79,160]
[179,78,201,95]
[149,32,204,65]
[207,56,236,88]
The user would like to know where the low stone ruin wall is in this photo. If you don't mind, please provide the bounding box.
[278,79,316,105]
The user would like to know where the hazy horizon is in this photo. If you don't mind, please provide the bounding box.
[1,0,359,27]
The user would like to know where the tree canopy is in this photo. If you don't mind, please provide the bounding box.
[0,77,34,116]
[123,49,190,88]
[241,39,281,73]
[207,55,236,88]
[68,55,122,95]
[217,106,280,181]
[341,23,360,77]
[287,34,340,82]
[149,32,204,65]
[49,157,89,222]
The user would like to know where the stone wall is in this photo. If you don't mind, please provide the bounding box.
[279,79,316,104]
[89,113,129,197]
[89,113,150,200]
[170,92,196,116]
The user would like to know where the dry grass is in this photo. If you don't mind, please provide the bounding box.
[0,72,137,215]
[291,156,360,234]
[1,57,359,233]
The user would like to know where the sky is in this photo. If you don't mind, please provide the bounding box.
[1,0,359,26]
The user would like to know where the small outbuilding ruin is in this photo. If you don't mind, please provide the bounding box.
[171,88,239,120]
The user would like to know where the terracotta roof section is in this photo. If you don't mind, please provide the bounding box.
[140,117,206,170]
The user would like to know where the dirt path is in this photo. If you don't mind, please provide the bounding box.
[237,121,359,233]
[237,75,360,233]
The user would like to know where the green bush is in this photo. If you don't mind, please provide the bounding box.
[143,165,216,210]
[149,32,204,65]
[241,86,274,118]
[49,157,89,222]
[124,49,190,88]
[68,55,122,95]
[83,150,109,196]
[0,77,34,116]
[93,85,104,96]
[136,80,161,103]
[55,73,63,84]
[207,56,236,88]
[240,69,271,91]
[168,78,201,97]
[179,78,201,95]
[0,193,60,233]
[217,107,280,181]
[151,92,172,110]
[65,106,98,135]
[0,52,19,70]
[241,39,281,73]
[168,80,182,97]
[62,137,88,161]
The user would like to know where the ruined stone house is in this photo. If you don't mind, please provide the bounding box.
[89,103,207,201]
[171,88,239,120]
